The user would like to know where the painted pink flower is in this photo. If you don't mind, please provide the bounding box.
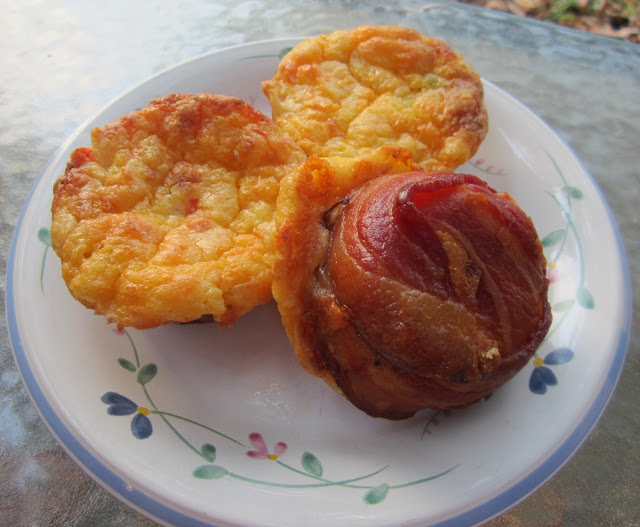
[246,433,287,461]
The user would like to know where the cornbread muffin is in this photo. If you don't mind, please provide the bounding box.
[274,162,551,420]
[51,93,306,329]
[263,25,488,172]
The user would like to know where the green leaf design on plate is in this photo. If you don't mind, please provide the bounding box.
[107,329,457,501]
[137,363,158,385]
[279,46,292,58]
[564,186,584,199]
[542,229,564,247]
[364,483,390,505]
[118,358,137,372]
[193,465,228,479]
[301,451,323,477]
[201,443,217,462]
[577,287,595,309]
[38,227,52,246]
[552,299,575,312]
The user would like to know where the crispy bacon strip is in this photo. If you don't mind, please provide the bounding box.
[310,172,551,419]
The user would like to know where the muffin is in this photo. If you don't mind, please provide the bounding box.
[273,160,551,419]
[51,93,306,329]
[263,25,488,172]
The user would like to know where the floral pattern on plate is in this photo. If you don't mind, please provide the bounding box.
[96,326,456,505]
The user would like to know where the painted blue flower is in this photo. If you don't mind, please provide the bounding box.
[529,347,574,394]
[101,392,153,439]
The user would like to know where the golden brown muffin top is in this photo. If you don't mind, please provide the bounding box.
[51,93,306,329]
[263,25,488,172]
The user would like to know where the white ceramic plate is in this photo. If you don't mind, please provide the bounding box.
[7,39,632,527]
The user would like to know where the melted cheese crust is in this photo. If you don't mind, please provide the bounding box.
[51,93,306,328]
[263,25,488,172]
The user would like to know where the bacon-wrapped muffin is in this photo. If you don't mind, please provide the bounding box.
[263,25,488,172]
[51,93,306,329]
[273,160,551,419]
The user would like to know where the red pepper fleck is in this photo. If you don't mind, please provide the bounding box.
[187,199,199,215]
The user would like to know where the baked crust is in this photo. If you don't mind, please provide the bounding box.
[51,93,306,329]
[263,25,488,172]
